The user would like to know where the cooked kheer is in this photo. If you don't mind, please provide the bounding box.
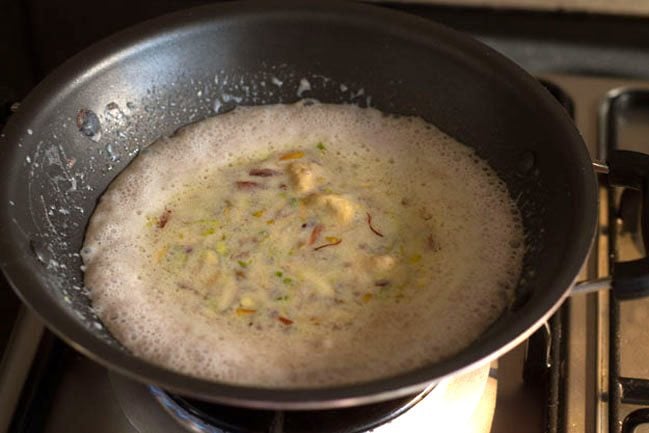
[81,103,524,387]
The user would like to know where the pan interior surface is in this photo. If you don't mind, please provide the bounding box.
[0,1,597,408]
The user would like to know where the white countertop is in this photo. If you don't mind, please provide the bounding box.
[368,0,649,17]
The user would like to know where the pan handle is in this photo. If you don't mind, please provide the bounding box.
[573,150,649,299]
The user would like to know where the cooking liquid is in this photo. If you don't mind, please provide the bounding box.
[82,102,524,387]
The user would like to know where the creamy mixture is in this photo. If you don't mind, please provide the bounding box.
[82,103,524,387]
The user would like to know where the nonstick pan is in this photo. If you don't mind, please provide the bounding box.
[0,0,648,409]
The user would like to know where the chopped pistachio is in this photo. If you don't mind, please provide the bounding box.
[215,241,228,255]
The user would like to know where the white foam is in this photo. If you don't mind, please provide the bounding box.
[82,103,524,388]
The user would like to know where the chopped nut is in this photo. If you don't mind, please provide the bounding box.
[249,168,279,177]
[279,151,305,161]
[157,208,172,228]
[240,296,255,308]
[308,224,325,245]
[287,162,317,193]
[370,255,396,271]
[305,194,355,225]
[235,181,261,190]
[236,308,256,316]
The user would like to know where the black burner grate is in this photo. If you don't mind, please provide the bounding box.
[603,89,649,433]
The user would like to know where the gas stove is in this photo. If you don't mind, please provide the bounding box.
[1,2,649,433]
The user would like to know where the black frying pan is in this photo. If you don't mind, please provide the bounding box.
[0,0,648,409]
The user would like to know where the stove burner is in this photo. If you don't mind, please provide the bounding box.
[150,385,435,433]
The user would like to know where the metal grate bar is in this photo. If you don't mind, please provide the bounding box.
[602,88,649,433]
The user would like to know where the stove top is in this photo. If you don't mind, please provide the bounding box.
[1,2,649,433]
